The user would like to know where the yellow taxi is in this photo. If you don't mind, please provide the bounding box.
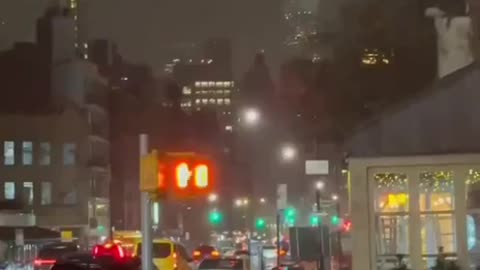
[134,239,193,270]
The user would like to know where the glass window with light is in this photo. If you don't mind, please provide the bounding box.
[22,141,33,165]
[4,182,15,200]
[4,141,14,165]
[373,173,409,260]
[419,170,456,268]
[466,169,480,267]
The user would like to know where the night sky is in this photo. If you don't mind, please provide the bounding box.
[0,0,285,76]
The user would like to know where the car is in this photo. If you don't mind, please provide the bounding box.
[135,240,192,270]
[193,245,219,262]
[51,249,158,270]
[198,258,247,270]
[34,242,80,270]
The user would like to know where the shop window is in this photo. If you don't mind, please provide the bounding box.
[373,173,409,262]
[419,171,456,268]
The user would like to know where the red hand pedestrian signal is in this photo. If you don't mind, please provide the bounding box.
[175,162,192,189]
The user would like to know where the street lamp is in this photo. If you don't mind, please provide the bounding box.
[242,199,249,205]
[208,193,218,203]
[315,181,325,191]
[280,144,297,161]
[259,198,266,204]
[242,108,260,126]
[332,194,339,201]
[235,198,243,207]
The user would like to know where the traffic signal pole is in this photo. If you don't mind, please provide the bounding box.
[140,134,153,270]
[316,190,325,270]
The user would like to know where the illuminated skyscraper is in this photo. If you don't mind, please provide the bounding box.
[57,0,88,59]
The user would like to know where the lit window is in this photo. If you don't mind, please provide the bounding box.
[182,87,192,95]
[63,143,76,165]
[202,99,208,104]
[216,90,223,94]
[200,90,208,95]
[41,182,52,205]
[83,43,88,49]
[224,90,231,95]
[208,81,215,87]
[215,82,223,87]
[224,98,231,105]
[217,99,224,105]
[231,81,235,87]
[201,82,208,87]
[4,182,14,200]
[4,141,14,165]
[23,182,33,205]
[22,141,33,165]
[39,142,51,165]
[225,125,233,132]
[195,99,201,104]
[209,98,216,104]
[195,82,201,87]
[224,81,231,87]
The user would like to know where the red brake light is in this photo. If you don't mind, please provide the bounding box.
[193,251,201,257]
[34,259,56,266]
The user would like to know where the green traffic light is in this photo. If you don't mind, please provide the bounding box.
[331,215,340,226]
[209,210,223,225]
[285,207,297,226]
[310,215,321,226]
[255,218,266,230]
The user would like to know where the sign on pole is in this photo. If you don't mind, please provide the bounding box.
[276,184,287,210]
[305,160,329,175]
[61,231,73,242]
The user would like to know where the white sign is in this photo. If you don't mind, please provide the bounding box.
[15,229,24,246]
[276,184,287,210]
[305,160,329,175]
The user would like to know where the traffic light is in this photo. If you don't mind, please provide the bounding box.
[331,215,340,226]
[285,207,296,226]
[140,150,166,196]
[208,210,223,226]
[342,220,352,232]
[255,218,266,230]
[309,214,321,226]
[140,151,215,199]
[170,154,214,197]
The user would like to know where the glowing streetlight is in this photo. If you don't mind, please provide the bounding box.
[332,194,339,201]
[242,199,249,205]
[315,181,325,191]
[208,193,218,203]
[242,108,260,126]
[259,198,266,204]
[235,199,243,207]
[280,144,297,161]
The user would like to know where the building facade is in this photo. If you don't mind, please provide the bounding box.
[0,108,110,245]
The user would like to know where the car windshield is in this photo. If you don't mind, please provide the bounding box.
[199,259,243,270]
[137,243,171,258]
[39,244,79,259]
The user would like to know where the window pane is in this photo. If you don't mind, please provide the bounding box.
[22,142,33,165]
[63,143,76,165]
[63,191,77,205]
[39,142,51,165]
[4,141,14,165]
[466,170,480,267]
[374,173,408,212]
[4,182,15,200]
[41,182,52,205]
[23,182,33,205]
[419,171,454,211]
[375,215,409,255]
[421,214,456,268]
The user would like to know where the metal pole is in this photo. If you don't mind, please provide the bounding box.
[316,190,325,270]
[140,134,153,270]
[276,211,281,268]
